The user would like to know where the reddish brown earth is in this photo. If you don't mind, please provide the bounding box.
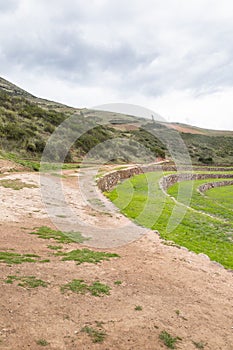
[162,123,205,135]
[0,166,233,350]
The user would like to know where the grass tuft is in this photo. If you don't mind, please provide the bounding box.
[114,280,122,285]
[61,279,88,294]
[36,339,49,346]
[134,305,143,311]
[81,326,106,343]
[57,248,119,265]
[159,331,179,349]
[47,245,63,250]
[6,275,48,288]
[61,279,111,297]
[0,251,39,264]
[30,226,88,244]
[0,179,37,190]
[88,281,111,296]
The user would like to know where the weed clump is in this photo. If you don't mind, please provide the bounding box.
[57,248,119,265]
[30,226,88,244]
[61,279,111,297]
[0,251,39,264]
[159,330,179,349]
[6,275,48,288]
[81,326,106,343]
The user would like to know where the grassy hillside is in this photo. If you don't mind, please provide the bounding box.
[0,79,166,164]
[143,122,233,165]
[181,133,233,165]
[0,76,233,166]
[0,89,74,160]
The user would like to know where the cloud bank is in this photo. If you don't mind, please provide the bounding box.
[1,0,233,129]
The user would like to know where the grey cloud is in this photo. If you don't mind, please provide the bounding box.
[1,0,233,105]
[120,45,233,98]
[1,22,155,86]
[0,0,19,13]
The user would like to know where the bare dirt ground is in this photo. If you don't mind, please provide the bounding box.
[0,166,233,350]
[0,159,25,174]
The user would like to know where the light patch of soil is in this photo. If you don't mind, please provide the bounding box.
[0,168,233,349]
[163,123,205,134]
[0,173,47,222]
[0,159,26,173]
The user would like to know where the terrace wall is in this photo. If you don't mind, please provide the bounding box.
[97,164,233,192]
[198,180,233,193]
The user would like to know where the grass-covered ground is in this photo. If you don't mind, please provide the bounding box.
[106,172,233,269]
[205,185,233,211]
[167,177,233,221]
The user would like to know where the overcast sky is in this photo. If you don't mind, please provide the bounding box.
[1,0,233,130]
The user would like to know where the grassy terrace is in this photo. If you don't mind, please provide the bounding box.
[167,177,233,221]
[205,185,233,211]
[106,171,233,269]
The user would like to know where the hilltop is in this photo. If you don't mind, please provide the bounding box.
[0,77,233,166]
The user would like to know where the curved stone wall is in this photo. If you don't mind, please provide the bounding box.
[198,180,233,193]
[97,164,233,192]
[97,166,142,192]
[161,173,233,191]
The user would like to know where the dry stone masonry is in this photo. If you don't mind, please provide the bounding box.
[97,163,233,193]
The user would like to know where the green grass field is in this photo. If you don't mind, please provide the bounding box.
[167,178,233,221]
[205,185,233,211]
[106,172,233,269]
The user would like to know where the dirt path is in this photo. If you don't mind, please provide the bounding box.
[1,169,147,247]
[0,167,233,349]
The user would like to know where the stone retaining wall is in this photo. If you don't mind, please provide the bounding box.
[97,167,142,192]
[97,164,233,192]
[97,164,182,191]
[198,180,233,193]
[161,173,233,191]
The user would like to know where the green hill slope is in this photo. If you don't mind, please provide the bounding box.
[0,77,232,166]
[0,78,166,165]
